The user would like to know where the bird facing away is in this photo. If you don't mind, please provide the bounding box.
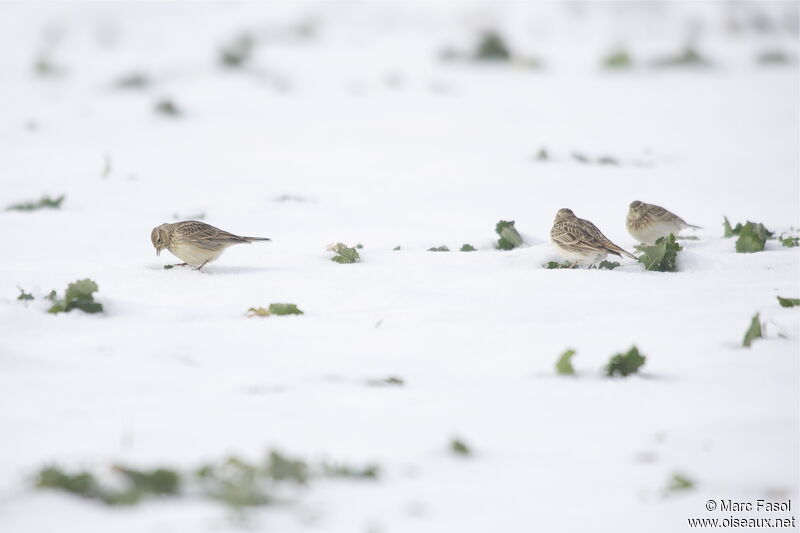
[151,221,270,270]
[626,200,702,244]
[550,208,637,267]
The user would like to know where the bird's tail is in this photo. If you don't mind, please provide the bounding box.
[607,244,637,260]
[243,236,272,242]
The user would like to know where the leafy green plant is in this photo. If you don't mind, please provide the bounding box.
[473,31,510,61]
[459,244,477,252]
[723,216,743,237]
[36,465,179,506]
[427,245,450,252]
[115,72,150,89]
[392,245,401,251]
[596,156,619,166]
[604,48,633,69]
[535,147,549,161]
[219,33,255,68]
[495,220,523,250]
[367,376,404,386]
[736,222,773,253]
[266,451,308,484]
[6,194,65,211]
[327,242,360,263]
[780,235,799,247]
[571,152,590,164]
[757,50,789,65]
[321,462,380,479]
[450,438,471,456]
[17,288,34,301]
[247,303,303,317]
[666,473,695,492]
[635,234,682,272]
[742,313,763,347]
[651,45,711,68]
[555,349,576,376]
[155,99,181,117]
[196,457,269,508]
[47,279,104,314]
[605,346,646,377]
[777,296,800,308]
[594,260,620,270]
[544,261,571,269]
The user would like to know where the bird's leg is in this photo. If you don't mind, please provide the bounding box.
[194,260,210,271]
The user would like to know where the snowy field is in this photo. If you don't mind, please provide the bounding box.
[1,2,798,532]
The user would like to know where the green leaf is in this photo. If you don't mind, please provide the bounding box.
[114,466,180,495]
[47,279,103,314]
[735,222,773,253]
[535,147,549,161]
[321,462,380,479]
[6,194,65,211]
[722,216,743,238]
[595,260,620,270]
[266,451,308,484]
[17,288,34,301]
[155,99,181,117]
[555,349,576,376]
[652,45,711,68]
[459,244,477,252]
[268,303,303,316]
[219,33,254,68]
[450,438,471,456]
[392,245,401,251]
[544,261,571,269]
[328,242,360,263]
[571,152,590,164]
[742,313,763,347]
[37,465,103,499]
[635,234,682,272]
[780,235,799,247]
[248,303,303,317]
[473,31,510,61]
[163,264,174,270]
[367,376,405,386]
[495,220,523,250]
[605,346,646,377]
[596,156,619,166]
[777,296,800,308]
[427,245,450,252]
[666,473,695,492]
[604,48,633,69]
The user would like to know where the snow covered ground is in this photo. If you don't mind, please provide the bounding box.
[0,2,798,532]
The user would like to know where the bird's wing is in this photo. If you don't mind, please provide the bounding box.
[175,221,248,250]
[579,219,637,259]
[552,221,613,255]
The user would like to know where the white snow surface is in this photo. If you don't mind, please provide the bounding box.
[0,2,798,532]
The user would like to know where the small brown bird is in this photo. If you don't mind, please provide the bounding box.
[627,200,702,243]
[550,208,636,267]
[151,220,270,270]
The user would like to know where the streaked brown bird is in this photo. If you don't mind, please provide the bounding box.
[550,208,636,267]
[151,220,270,270]
[626,200,701,243]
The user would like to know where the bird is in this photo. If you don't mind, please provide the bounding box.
[626,200,702,243]
[550,208,637,267]
[151,220,270,270]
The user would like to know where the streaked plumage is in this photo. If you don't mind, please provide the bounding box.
[550,208,636,266]
[150,220,270,270]
[626,200,701,243]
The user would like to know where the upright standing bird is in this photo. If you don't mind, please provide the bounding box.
[626,200,701,243]
[151,220,271,270]
[550,208,636,267]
